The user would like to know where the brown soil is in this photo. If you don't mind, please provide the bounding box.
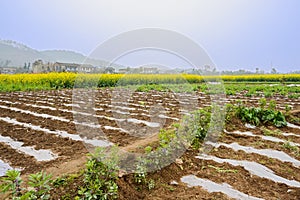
[0,89,300,199]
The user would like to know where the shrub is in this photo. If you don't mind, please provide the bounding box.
[236,103,287,127]
[78,147,119,200]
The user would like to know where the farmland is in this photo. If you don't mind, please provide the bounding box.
[0,73,300,92]
[0,73,300,199]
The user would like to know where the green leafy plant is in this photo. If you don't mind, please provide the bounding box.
[259,98,267,109]
[52,177,68,188]
[158,129,177,148]
[225,103,235,123]
[245,90,254,97]
[178,107,212,149]
[236,106,261,126]
[134,160,147,189]
[288,93,300,99]
[0,170,22,198]
[262,109,287,127]
[261,128,282,136]
[144,146,153,154]
[26,171,52,200]
[236,102,287,127]
[147,179,155,190]
[268,100,276,110]
[207,165,238,173]
[78,146,119,200]
[133,158,156,191]
[282,141,299,153]
[0,170,53,200]
[289,116,300,125]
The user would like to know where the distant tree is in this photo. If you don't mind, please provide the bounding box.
[0,60,11,67]
[204,65,211,71]
[131,67,140,73]
[221,69,255,75]
[290,70,300,74]
[255,67,259,74]
[33,60,42,66]
[271,68,277,74]
[5,60,11,67]
[104,67,115,74]
[24,62,27,69]
[201,65,217,75]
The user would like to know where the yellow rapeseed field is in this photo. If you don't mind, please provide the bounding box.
[0,73,299,92]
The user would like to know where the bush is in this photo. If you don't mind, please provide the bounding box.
[78,147,119,200]
[0,170,52,200]
[236,104,287,127]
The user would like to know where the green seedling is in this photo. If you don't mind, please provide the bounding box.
[207,165,238,173]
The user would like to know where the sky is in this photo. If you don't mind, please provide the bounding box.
[0,0,300,72]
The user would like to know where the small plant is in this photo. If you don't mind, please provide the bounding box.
[280,90,287,96]
[133,157,157,191]
[236,102,287,127]
[225,103,235,123]
[134,161,147,186]
[179,107,212,149]
[288,93,300,99]
[78,147,119,200]
[138,101,145,106]
[0,170,52,200]
[282,141,299,153]
[261,127,282,136]
[236,106,261,126]
[264,91,273,98]
[158,129,177,148]
[147,179,155,190]
[136,84,169,92]
[161,183,175,192]
[172,123,180,129]
[285,104,292,114]
[52,177,68,187]
[144,146,153,154]
[225,89,236,95]
[290,116,300,124]
[134,161,155,191]
[0,170,22,198]
[268,100,276,110]
[262,109,287,127]
[259,98,267,109]
[207,165,238,173]
[245,91,253,97]
[27,171,52,200]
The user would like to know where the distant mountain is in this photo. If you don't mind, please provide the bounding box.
[41,50,89,63]
[41,50,112,67]
[0,39,123,68]
[0,40,43,67]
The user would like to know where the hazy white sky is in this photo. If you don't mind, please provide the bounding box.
[1,0,300,72]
